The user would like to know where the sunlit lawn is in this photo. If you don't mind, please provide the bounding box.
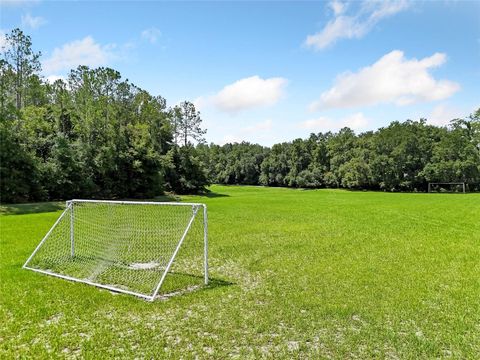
[1,185,479,358]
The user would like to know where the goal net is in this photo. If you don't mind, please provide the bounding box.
[23,200,208,301]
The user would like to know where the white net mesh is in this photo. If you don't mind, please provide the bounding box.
[24,200,207,300]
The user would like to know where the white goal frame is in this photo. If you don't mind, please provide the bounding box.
[23,200,209,301]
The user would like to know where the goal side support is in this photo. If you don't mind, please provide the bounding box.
[203,204,209,286]
[151,205,200,300]
[23,201,209,301]
[22,203,72,270]
[69,200,75,257]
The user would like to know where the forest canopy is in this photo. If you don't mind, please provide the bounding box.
[1,28,479,203]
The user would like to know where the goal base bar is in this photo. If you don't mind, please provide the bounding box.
[23,266,156,301]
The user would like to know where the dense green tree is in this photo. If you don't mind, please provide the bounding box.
[0,59,17,120]
[2,28,42,110]
[259,142,291,186]
[166,146,209,194]
[200,142,268,185]
[336,134,374,189]
[0,120,44,202]
[173,101,206,146]
[421,115,480,191]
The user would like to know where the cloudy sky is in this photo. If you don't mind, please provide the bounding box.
[1,0,479,145]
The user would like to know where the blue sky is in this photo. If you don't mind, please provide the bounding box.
[1,0,479,145]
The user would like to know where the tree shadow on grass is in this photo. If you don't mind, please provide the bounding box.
[0,202,64,215]
[155,192,231,200]
[0,192,229,216]
[152,193,182,202]
[203,191,230,198]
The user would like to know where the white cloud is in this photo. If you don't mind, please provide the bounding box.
[45,75,66,84]
[310,50,460,110]
[193,96,208,111]
[244,119,273,133]
[427,104,465,126]
[141,27,161,44]
[305,0,410,50]
[300,112,370,132]
[329,0,346,16]
[211,75,288,113]
[306,15,361,50]
[195,76,288,114]
[219,119,274,145]
[220,134,243,145]
[21,13,47,29]
[342,112,370,129]
[42,36,116,74]
[301,116,334,130]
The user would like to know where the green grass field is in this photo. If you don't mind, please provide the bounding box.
[1,186,479,358]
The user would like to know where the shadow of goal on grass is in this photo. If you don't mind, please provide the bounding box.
[157,273,234,300]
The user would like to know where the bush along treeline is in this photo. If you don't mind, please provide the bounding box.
[1,29,208,203]
[1,29,479,203]
[198,113,480,192]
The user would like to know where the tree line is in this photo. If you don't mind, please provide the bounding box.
[198,114,479,192]
[1,29,479,203]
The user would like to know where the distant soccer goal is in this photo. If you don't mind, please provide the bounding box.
[23,200,208,301]
[428,182,466,193]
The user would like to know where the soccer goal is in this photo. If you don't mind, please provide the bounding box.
[23,200,208,301]
[428,182,466,193]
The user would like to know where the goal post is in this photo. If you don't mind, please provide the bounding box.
[23,200,209,301]
[428,182,466,193]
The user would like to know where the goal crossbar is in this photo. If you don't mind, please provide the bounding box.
[23,200,209,301]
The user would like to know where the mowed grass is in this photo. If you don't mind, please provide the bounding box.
[1,186,479,358]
